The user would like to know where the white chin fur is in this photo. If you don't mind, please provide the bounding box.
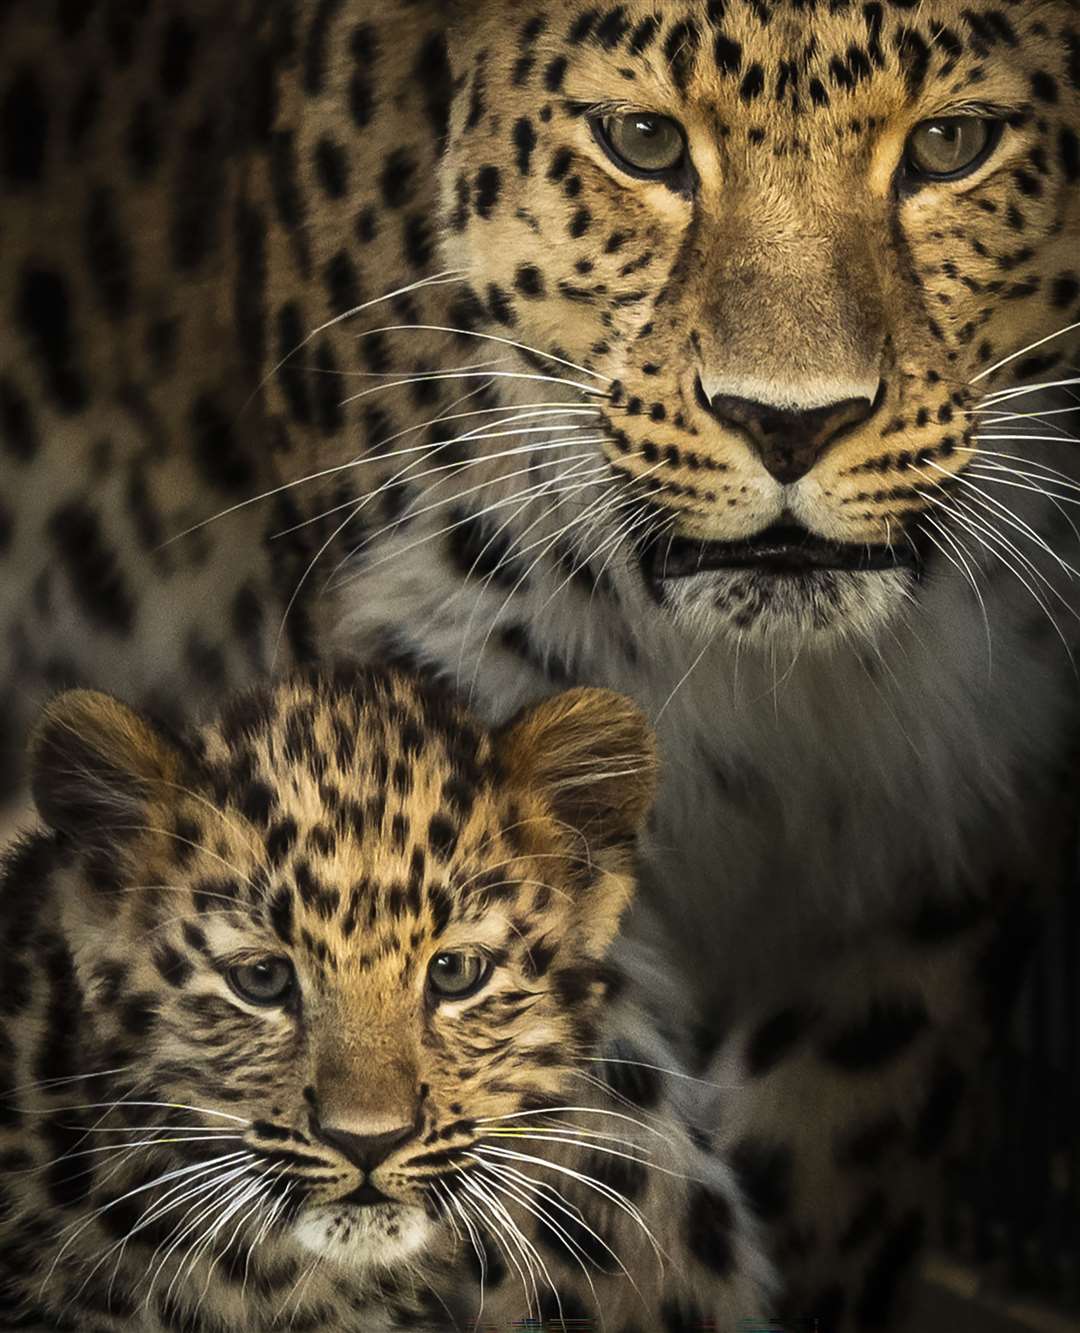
[658,567,915,649]
[292,1202,434,1271]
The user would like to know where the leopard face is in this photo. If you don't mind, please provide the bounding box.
[29,672,654,1275]
[436,0,1080,645]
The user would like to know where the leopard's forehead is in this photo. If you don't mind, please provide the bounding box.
[475,2,1074,133]
[492,1,1072,73]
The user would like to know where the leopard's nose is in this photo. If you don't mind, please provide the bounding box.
[696,378,881,484]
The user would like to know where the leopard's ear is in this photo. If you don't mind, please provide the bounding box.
[30,691,183,842]
[498,689,658,853]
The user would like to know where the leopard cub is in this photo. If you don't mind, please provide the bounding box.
[0,669,770,1332]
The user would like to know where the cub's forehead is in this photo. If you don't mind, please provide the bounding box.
[168,677,546,959]
[194,673,501,843]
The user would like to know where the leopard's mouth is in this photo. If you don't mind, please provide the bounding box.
[340,1184,394,1208]
[640,523,922,584]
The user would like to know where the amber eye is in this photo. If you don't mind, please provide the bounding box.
[904,117,1001,182]
[596,112,687,178]
[227,958,295,1007]
[427,952,490,1001]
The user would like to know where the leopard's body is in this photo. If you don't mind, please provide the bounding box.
[0,671,770,1332]
[3,0,1080,1325]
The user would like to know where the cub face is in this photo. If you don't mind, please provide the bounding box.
[30,671,655,1271]
[436,1,1080,643]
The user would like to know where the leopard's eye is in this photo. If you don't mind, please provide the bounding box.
[227,958,295,1007]
[904,117,1002,182]
[427,951,491,1001]
[595,112,687,178]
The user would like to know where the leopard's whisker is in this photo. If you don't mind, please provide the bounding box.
[325,468,612,613]
[480,1132,658,1172]
[17,1100,247,1123]
[556,495,665,622]
[163,359,546,544]
[474,467,640,588]
[450,451,640,617]
[473,1145,667,1271]
[302,355,506,379]
[469,459,669,697]
[459,875,573,906]
[249,268,470,407]
[277,434,609,542]
[570,1068,684,1132]
[444,1188,490,1320]
[947,492,1080,636]
[919,518,994,672]
[333,460,613,591]
[356,322,613,384]
[470,1160,608,1306]
[0,1065,133,1100]
[482,1120,650,1152]
[43,1151,252,1290]
[982,375,1080,403]
[976,432,1080,444]
[960,448,1080,490]
[915,482,1075,664]
[455,845,598,887]
[916,473,1061,594]
[192,1158,283,1309]
[57,1124,242,1135]
[158,1169,257,1313]
[476,1105,669,1142]
[277,453,592,546]
[356,396,601,457]
[244,1177,294,1299]
[70,1159,253,1311]
[579,498,656,595]
[275,1254,322,1322]
[40,818,261,892]
[925,459,1080,585]
[579,1053,757,1095]
[459,1172,547,1319]
[479,1155,648,1306]
[428,1179,464,1244]
[971,321,1080,383]
[338,367,610,407]
[967,469,1080,545]
[22,1134,243,1173]
[306,431,606,607]
[971,401,1080,415]
[464,469,642,682]
[455,471,638,674]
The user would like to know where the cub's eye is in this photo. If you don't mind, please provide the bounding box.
[227,958,295,1007]
[427,951,491,1001]
[904,117,1002,182]
[595,112,687,178]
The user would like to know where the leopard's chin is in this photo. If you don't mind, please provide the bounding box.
[655,565,919,650]
[292,1200,435,1271]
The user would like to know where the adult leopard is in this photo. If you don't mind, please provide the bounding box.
[2,0,1079,1326]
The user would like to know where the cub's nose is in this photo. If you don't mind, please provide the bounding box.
[312,1119,416,1171]
[696,379,880,485]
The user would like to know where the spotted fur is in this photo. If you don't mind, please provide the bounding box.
[3,0,1080,1325]
[0,671,770,1330]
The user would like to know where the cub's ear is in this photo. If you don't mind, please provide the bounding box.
[499,689,658,853]
[30,691,183,842]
